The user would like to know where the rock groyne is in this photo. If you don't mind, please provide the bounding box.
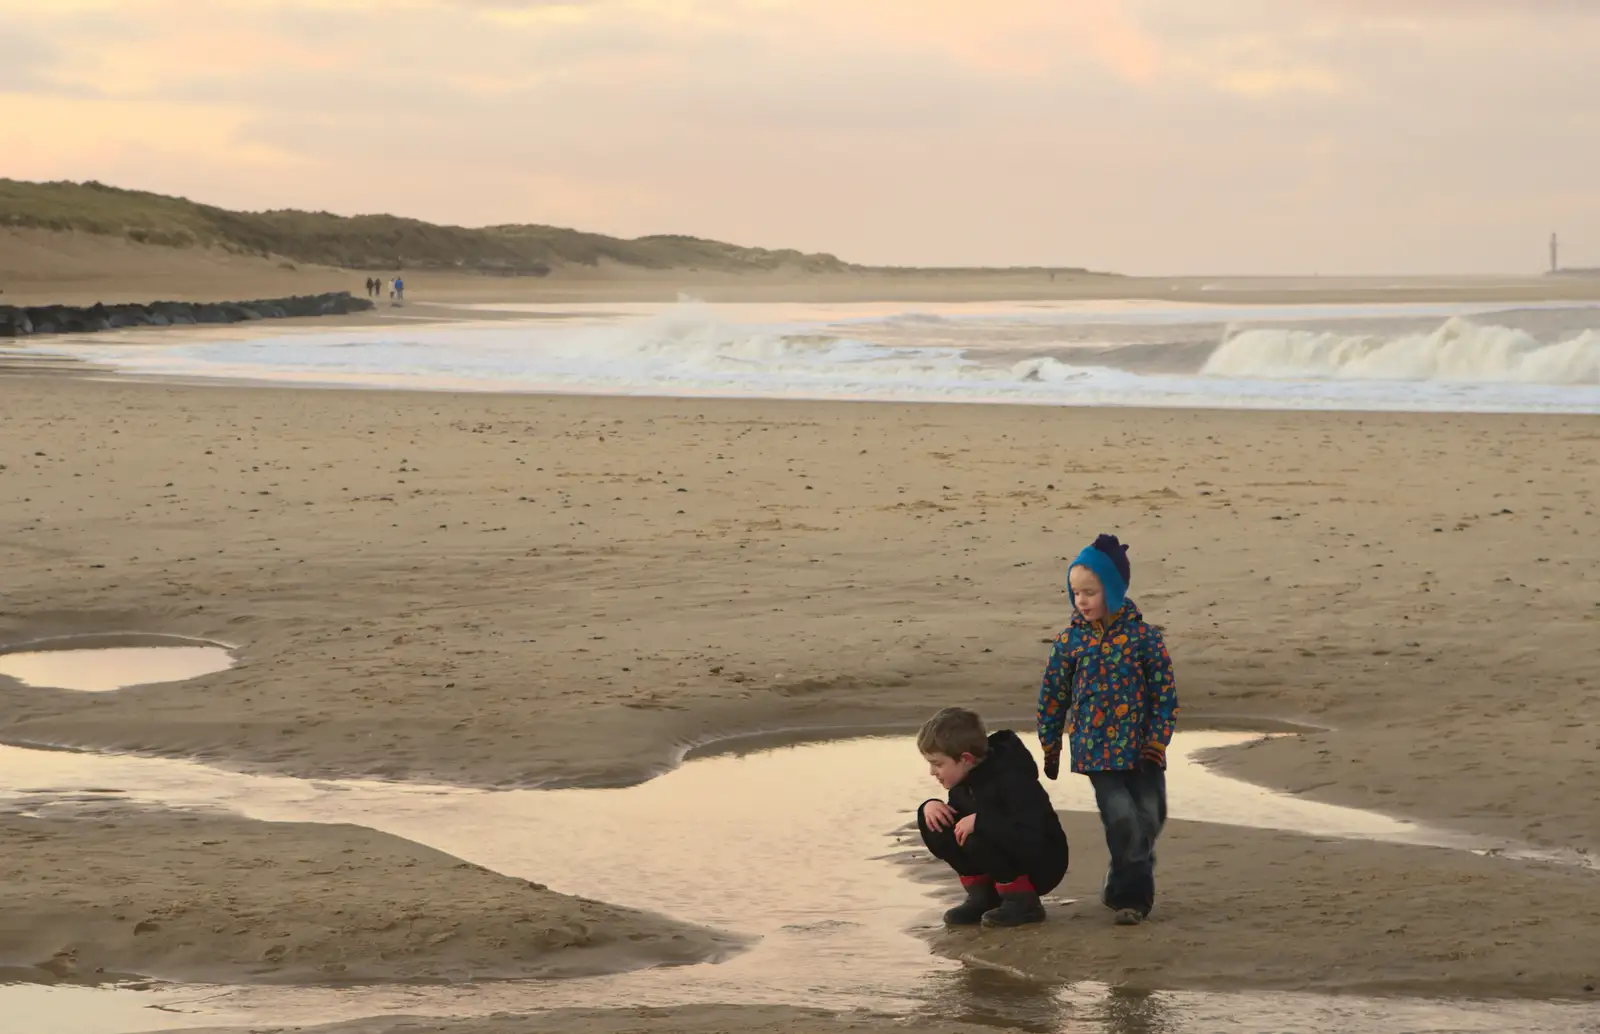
[0,291,374,337]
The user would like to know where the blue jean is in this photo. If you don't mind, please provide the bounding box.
[1088,765,1167,915]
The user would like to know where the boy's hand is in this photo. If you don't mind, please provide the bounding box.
[1043,748,1060,780]
[954,813,977,846]
[922,800,957,832]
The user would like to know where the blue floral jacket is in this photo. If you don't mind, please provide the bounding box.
[1036,600,1178,773]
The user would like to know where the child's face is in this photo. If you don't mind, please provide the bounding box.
[1069,565,1108,621]
[924,751,979,789]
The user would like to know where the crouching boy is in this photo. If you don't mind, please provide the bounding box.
[916,707,1069,927]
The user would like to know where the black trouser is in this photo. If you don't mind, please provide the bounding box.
[917,801,1066,894]
[1088,765,1167,915]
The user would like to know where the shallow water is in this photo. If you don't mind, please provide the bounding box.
[1,732,1597,1034]
[0,639,235,693]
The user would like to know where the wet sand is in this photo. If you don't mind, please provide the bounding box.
[2,372,1598,1005]
[932,811,1600,998]
[0,806,738,986]
[7,727,1597,1012]
[150,1006,1005,1034]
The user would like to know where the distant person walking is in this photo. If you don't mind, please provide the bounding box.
[394,276,405,303]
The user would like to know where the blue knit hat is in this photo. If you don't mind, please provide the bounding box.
[1068,533,1132,616]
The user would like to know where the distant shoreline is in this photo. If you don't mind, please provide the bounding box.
[8,224,1600,311]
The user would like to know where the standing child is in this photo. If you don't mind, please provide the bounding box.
[916,707,1069,928]
[1037,533,1177,926]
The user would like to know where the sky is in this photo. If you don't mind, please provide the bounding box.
[4,0,1599,275]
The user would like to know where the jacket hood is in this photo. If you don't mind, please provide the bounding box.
[980,728,1039,783]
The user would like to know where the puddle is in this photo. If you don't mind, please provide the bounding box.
[1,732,1597,1034]
[0,635,235,692]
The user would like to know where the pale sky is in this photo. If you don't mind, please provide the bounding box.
[5,0,1598,275]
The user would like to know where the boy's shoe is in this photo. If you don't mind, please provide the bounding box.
[944,876,1001,926]
[981,878,1047,928]
[1113,908,1145,926]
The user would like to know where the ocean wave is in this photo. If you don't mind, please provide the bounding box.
[1201,317,1600,386]
[31,303,1600,414]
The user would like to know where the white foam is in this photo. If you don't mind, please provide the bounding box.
[32,301,1600,414]
[1203,317,1600,385]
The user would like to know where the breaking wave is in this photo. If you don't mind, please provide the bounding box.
[1201,317,1600,385]
[31,302,1600,413]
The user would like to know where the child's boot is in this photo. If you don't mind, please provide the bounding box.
[944,875,1001,926]
[982,876,1047,927]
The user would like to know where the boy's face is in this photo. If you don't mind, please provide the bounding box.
[1069,565,1108,621]
[924,750,979,789]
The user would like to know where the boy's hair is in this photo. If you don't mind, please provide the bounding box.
[917,707,990,760]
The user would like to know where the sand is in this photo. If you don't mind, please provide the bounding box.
[2,371,1598,1002]
[4,380,1596,840]
[150,1006,1005,1034]
[0,805,739,986]
[924,812,1600,998]
[2,261,1600,1018]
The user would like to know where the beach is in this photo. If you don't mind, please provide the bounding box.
[3,284,1600,1032]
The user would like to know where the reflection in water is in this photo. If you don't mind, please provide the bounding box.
[923,966,1081,1033]
[1101,988,1170,1034]
[12,977,1600,1034]
[1,733,1597,1034]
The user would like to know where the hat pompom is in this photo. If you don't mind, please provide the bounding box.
[1090,533,1131,587]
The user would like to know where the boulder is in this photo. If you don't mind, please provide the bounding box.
[7,291,375,337]
[0,306,33,337]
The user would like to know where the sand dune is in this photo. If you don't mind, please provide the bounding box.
[9,226,1600,311]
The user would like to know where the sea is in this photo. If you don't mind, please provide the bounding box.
[28,297,1600,414]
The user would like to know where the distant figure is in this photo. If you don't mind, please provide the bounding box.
[395,276,405,303]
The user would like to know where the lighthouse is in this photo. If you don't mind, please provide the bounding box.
[1551,232,1559,274]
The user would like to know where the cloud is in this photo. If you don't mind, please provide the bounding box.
[1317,0,1600,17]
[1,0,1598,273]
[0,21,62,92]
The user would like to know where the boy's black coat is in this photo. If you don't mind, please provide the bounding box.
[947,730,1069,878]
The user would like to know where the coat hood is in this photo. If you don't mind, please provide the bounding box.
[979,728,1039,783]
